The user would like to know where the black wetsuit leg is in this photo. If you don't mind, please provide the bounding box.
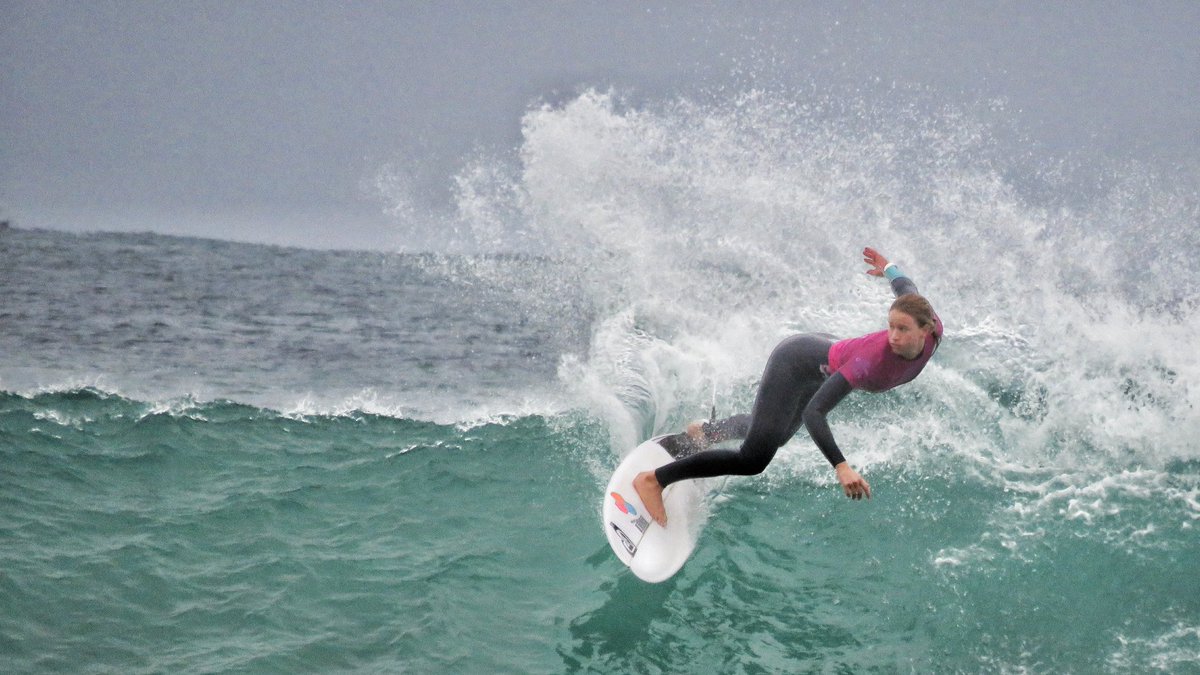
[657,414,751,458]
[655,334,835,487]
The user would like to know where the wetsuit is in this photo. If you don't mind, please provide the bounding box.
[655,273,942,487]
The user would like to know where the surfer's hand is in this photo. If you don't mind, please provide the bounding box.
[863,247,889,277]
[835,463,871,500]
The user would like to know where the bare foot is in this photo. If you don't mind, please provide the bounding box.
[633,471,668,526]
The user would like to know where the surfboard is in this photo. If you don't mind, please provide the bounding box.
[602,434,707,583]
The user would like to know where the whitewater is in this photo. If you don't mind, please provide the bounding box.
[2,89,1198,672]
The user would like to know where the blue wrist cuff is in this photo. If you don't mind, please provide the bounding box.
[883,263,905,281]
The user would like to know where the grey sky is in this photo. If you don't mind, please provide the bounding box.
[3,1,1198,249]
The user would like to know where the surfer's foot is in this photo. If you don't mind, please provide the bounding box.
[633,471,668,526]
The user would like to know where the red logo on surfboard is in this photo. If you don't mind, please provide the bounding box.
[610,492,639,516]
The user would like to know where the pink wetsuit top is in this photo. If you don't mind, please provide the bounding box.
[827,315,943,392]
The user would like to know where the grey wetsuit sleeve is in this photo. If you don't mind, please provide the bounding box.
[891,275,918,297]
[801,372,853,467]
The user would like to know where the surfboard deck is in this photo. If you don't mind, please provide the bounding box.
[602,434,706,583]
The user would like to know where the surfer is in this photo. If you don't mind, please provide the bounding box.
[634,247,942,525]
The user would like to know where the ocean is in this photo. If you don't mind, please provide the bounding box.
[3,90,1198,673]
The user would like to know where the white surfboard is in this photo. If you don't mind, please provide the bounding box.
[602,434,707,583]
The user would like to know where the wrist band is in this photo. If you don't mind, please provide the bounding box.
[883,262,904,281]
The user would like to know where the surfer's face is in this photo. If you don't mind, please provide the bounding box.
[887,309,929,359]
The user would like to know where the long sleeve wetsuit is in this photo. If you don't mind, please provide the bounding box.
[654,275,937,488]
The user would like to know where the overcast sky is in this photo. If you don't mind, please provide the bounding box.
[3,1,1198,249]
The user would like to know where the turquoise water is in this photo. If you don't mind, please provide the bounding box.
[4,91,1200,672]
[4,386,1197,672]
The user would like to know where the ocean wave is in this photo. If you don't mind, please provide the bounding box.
[406,87,1200,481]
[0,385,575,432]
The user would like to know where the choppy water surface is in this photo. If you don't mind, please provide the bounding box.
[3,89,1198,672]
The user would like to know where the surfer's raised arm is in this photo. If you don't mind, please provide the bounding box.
[864,246,931,302]
[633,246,942,526]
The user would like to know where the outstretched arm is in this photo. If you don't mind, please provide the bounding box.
[802,373,872,500]
[802,373,852,466]
[863,246,918,297]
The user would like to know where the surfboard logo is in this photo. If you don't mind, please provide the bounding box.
[610,523,637,555]
[610,492,638,516]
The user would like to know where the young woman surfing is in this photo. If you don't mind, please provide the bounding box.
[634,247,943,525]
